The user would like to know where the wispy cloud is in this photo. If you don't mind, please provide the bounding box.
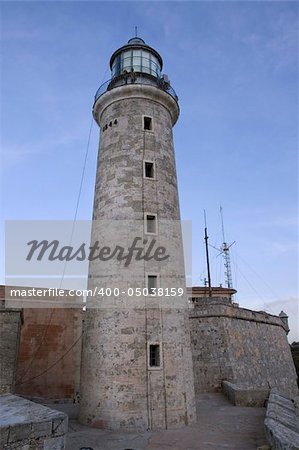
[1,144,40,166]
[1,29,41,40]
[240,295,298,342]
[1,125,92,167]
[266,296,299,310]
[267,296,299,343]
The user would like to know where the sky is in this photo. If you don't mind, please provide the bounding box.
[1,1,298,341]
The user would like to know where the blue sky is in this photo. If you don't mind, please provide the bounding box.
[1,1,298,340]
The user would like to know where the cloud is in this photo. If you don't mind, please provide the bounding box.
[268,296,299,342]
[241,296,298,342]
[1,29,40,40]
[0,144,39,166]
[1,125,92,167]
[269,296,297,311]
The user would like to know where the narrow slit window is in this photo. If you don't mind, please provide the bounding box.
[144,161,155,179]
[147,275,157,295]
[145,214,157,234]
[149,344,160,367]
[143,116,152,131]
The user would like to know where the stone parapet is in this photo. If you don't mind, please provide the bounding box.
[265,390,299,449]
[0,394,68,449]
[190,299,289,333]
[222,380,269,407]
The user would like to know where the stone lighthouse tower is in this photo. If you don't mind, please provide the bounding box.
[79,37,196,431]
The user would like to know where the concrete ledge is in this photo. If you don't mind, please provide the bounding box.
[0,394,68,449]
[222,381,269,407]
[265,390,299,449]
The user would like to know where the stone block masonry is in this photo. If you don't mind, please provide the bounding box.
[265,389,299,449]
[189,297,298,399]
[0,306,22,394]
[0,394,68,450]
[222,380,269,407]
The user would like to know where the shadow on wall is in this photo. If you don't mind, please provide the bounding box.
[290,342,299,388]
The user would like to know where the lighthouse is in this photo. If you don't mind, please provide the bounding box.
[79,36,196,431]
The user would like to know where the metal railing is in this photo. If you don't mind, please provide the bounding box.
[94,73,178,104]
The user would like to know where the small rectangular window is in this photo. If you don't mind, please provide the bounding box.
[149,344,160,367]
[143,116,152,131]
[145,213,157,234]
[147,275,157,295]
[144,161,155,179]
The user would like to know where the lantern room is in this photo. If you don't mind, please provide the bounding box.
[110,37,163,79]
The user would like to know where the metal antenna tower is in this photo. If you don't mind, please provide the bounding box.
[204,210,212,297]
[219,206,235,289]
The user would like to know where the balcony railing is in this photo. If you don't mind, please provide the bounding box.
[94,73,178,104]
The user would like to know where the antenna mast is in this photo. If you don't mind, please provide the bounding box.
[220,206,234,289]
[204,210,212,297]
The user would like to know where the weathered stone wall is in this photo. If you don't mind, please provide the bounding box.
[80,84,196,431]
[0,306,22,394]
[190,298,298,400]
[190,310,231,393]
[15,308,82,400]
[291,342,299,387]
[92,85,180,222]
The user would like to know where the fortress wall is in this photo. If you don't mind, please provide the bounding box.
[189,299,298,399]
[189,314,233,393]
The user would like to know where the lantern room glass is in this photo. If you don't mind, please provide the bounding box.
[111,49,161,78]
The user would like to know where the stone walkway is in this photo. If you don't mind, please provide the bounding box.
[61,393,269,450]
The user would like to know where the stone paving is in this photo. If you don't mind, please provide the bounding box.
[57,393,269,450]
